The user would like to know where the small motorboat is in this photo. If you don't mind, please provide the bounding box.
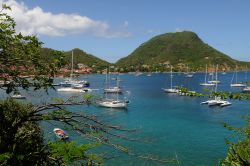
[242,86,250,93]
[11,94,26,99]
[53,128,69,140]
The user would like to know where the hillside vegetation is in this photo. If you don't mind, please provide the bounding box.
[116,31,249,72]
[64,48,110,70]
[41,48,110,72]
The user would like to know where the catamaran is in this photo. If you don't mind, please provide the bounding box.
[163,65,179,93]
[200,65,215,86]
[201,64,231,107]
[230,65,246,87]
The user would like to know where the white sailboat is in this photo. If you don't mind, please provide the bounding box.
[207,65,220,84]
[230,65,246,87]
[57,87,92,92]
[104,67,122,93]
[97,98,129,108]
[11,93,26,99]
[242,86,250,92]
[97,89,128,108]
[200,65,215,86]
[185,65,193,78]
[163,65,179,93]
[97,70,128,108]
[57,51,91,92]
[201,64,231,107]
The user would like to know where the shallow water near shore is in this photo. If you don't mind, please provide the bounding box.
[1,72,249,165]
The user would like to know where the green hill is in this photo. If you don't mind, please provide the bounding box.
[116,31,249,72]
[40,48,110,72]
[64,48,110,71]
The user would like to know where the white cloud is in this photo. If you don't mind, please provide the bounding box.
[175,28,191,32]
[123,21,129,28]
[0,0,131,38]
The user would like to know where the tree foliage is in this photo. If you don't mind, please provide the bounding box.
[221,116,250,165]
[0,99,106,165]
[0,4,64,94]
[0,99,51,165]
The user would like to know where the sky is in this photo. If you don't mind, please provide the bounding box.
[1,0,250,63]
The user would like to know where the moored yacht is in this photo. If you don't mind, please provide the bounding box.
[57,87,92,93]
[230,65,246,87]
[104,68,122,93]
[242,86,250,92]
[104,86,122,93]
[163,66,179,93]
[11,94,26,99]
[59,50,90,88]
[96,98,129,108]
[201,64,231,107]
[200,65,215,86]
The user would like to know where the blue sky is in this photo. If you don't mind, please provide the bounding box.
[3,0,250,62]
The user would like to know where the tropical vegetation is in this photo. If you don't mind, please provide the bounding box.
[116,31,250,72]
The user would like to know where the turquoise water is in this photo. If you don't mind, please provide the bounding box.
[1,72,249,165]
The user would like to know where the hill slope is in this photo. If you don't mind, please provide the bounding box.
[64,48,110,70]
[116,31,249,71]
[41,48,110,71]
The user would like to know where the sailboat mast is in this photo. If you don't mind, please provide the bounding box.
[235,65,238,84]
[170,65,173,89]
[105,68,108,99]
[116,75,120,101]
[215,64,218,93]
[245,65,248,81]
[205,64,207,83]
[71,51,74,77]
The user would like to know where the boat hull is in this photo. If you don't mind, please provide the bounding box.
[53,128,69,140]
[230,84,246,87]
[97,100,128,108]
[104,87,122,93]
[163,88,179,93]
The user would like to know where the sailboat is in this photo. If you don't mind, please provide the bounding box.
[97,69,128,108]
[96,97,129,108]
[201,64,231,107]
[97,87,128,108]
[57,51,91,92]
[163,65,179,93]
[242,86,250,92]
[230,65,246,87]
[104,67,122,93]
[207,65,220,84]
[11,91,26,99]
[200,65,215,86]
[185,65,193,78]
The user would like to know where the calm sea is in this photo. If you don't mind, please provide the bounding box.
[1,72,249,165]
